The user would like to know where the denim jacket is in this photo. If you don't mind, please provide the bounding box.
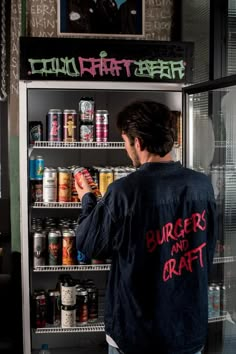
[76,162,217,354]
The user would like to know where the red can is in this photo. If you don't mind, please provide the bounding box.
[73,167,101,199]
[95,110,109,142]
[63,109,77,142]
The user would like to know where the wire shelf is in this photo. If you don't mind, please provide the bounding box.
[208,314,227,323]
[33,264,111,272]
[34,322,105,334]
[32,141,125,149]
[213,256,236,264]
[32,202,82,209]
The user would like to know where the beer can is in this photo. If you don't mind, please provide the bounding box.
[47,289,61,326]
[71,172,79,202]
[95,110,109,143]
[76,287,88,324]
[79,97,95,123]
[61,278,76,306]
[29,156,36,180]
[87,286,98,322]
[62,229,76,265]
[61,305,76,328]
[33,231,46,267]
[46,109,63,141]
[113,167,127,180]
[32,290,47,328]
[58,168,72,202]
[29,121,43,144]
[73,167,101,199]
[213,284,221,317]
[48,229,62,265]
[35,156,44,180]
[63,109,77,142]
[79,124,94,142]
[77,249,89,265]
[34,180,43,202]
[43,167,57,203]
[208,285,215,318]
[99,168,113,196]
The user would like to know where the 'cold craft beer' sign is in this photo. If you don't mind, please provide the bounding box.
[20,37,193,83]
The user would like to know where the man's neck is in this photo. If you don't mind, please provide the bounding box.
[140,152,173,164]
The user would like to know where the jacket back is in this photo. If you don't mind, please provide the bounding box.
[76,161,217,354]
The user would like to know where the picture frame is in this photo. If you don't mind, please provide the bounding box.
[57,0,145,38]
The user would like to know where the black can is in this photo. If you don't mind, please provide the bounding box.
[76,287,88,324]
[46,109,63,141]
[29,121,43,144]
[87,286,98,322]
[47,289,61,326]
[32,290,47,328]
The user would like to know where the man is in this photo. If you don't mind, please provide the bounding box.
[75,100,217,354]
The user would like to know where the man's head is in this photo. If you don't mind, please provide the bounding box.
[117,100,175,167]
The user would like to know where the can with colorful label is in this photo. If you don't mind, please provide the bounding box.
[73,167,101,199]
[29,121,43,144]
[58,168,72,202]
[35,156,44,180]
[99,168,113,196]
[79,124,94,142]
[79,97,94,123]
[33,231,46,268]
[62,229,76,265]
[46,109,63,142]
[95,110,109,142]
[63,109,77,142]
[48,229,62,265]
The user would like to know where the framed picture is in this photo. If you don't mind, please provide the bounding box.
[57,0,145,38]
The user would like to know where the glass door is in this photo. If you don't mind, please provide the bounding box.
[183,75,236,354]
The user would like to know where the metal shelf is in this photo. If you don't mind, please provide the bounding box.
[33,264,111,272]
[31,141,125,149]
[32,202,82,209]
[213,256,236,264]
[35,318,227,333]
[208,315,227,323]
[34,322,105,334]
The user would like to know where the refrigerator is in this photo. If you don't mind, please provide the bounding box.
[19,79,184,354]
[183,75,236,354]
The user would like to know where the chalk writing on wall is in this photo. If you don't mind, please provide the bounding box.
[28,0,57,37]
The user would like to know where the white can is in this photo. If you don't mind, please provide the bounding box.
[43,167,57,202]
[61,305,76,328]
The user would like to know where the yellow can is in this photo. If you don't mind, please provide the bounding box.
[99,168,113,196]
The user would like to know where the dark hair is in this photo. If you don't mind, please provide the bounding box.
[117,100,175,157]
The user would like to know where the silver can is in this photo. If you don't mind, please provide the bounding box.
[43,167,58,202]
[79,97,94,123]
[33,231,46,268]
[79,124,94,142]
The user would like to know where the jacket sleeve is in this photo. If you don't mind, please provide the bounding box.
[75,191,118,260]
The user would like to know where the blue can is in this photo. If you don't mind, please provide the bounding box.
[77,250,89,265]
[35,156,44,180]
[29,156,36,180]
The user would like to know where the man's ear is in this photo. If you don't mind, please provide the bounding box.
[134,137,143,151]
